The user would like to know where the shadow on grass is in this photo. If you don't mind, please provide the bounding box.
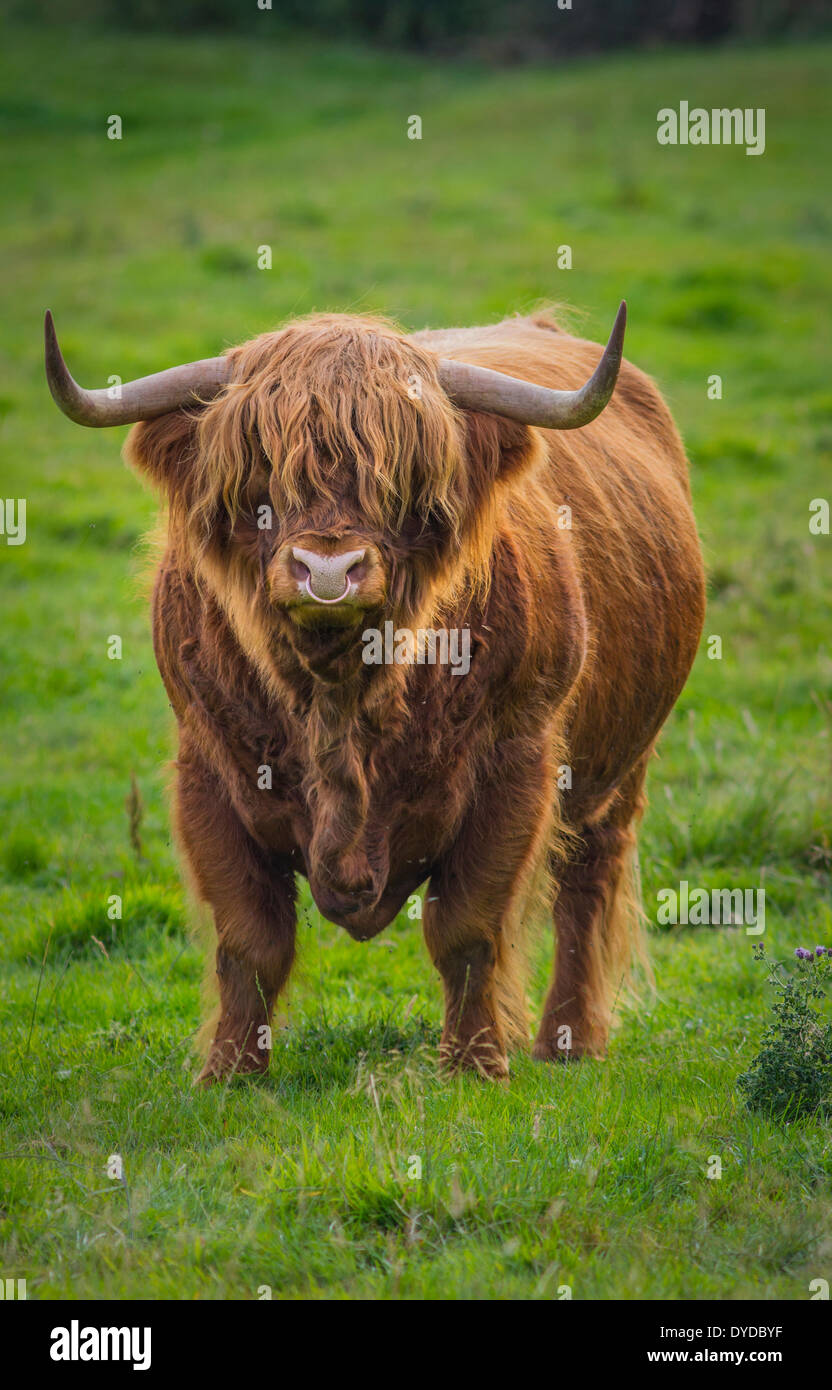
[260,1012,439,1097]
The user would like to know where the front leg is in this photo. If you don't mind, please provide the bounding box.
[423,741,554,1079]
[174,751,296,1084]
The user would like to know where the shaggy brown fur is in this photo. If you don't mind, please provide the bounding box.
[124,308,705,1082]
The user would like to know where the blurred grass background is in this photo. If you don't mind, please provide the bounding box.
[3,0,829,54]
[0,21,831,1298]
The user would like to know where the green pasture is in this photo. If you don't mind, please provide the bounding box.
[0,25,830,1298]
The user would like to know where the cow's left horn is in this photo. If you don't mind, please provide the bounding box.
[437,300,626,430]
[44,311,232,426]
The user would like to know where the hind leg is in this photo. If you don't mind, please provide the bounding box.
[533,761,648,1062]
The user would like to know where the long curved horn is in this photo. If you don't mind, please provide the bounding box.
[46,301,626,430]
[44,311,231,426]
[437,300,626,429]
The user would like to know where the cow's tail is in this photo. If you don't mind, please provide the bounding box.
[493,843,545,1051]
[494,760,573,1052]
[573,807,654,1057]
[599,836,653,1035]
[534,750,655,1059]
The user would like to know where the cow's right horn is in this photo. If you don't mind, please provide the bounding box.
[44,311,232,427]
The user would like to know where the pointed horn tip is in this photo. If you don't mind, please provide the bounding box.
[44,310,64,375]
[44,309,73,397]
[602,300,627,368]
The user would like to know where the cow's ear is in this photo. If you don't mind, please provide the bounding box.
[123,409,201,498]
[460,412,543,486]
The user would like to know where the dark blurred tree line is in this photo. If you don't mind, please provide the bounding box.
[2,0,827,52]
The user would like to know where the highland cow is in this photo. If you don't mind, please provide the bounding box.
[45,300,705,1082]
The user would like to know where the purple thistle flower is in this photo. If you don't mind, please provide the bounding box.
[795,947,813,960]
[816,946,826,957]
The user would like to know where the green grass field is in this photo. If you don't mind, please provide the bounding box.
[1,25,831,1300]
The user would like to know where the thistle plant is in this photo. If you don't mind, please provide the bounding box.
[737,943,832,1120]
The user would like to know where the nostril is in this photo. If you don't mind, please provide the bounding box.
[289,557,311,584]
[345,557,367,585]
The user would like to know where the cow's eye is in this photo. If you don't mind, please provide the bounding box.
[229,498,271,539]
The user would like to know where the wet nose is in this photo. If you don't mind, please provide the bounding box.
[291,547,366,603]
